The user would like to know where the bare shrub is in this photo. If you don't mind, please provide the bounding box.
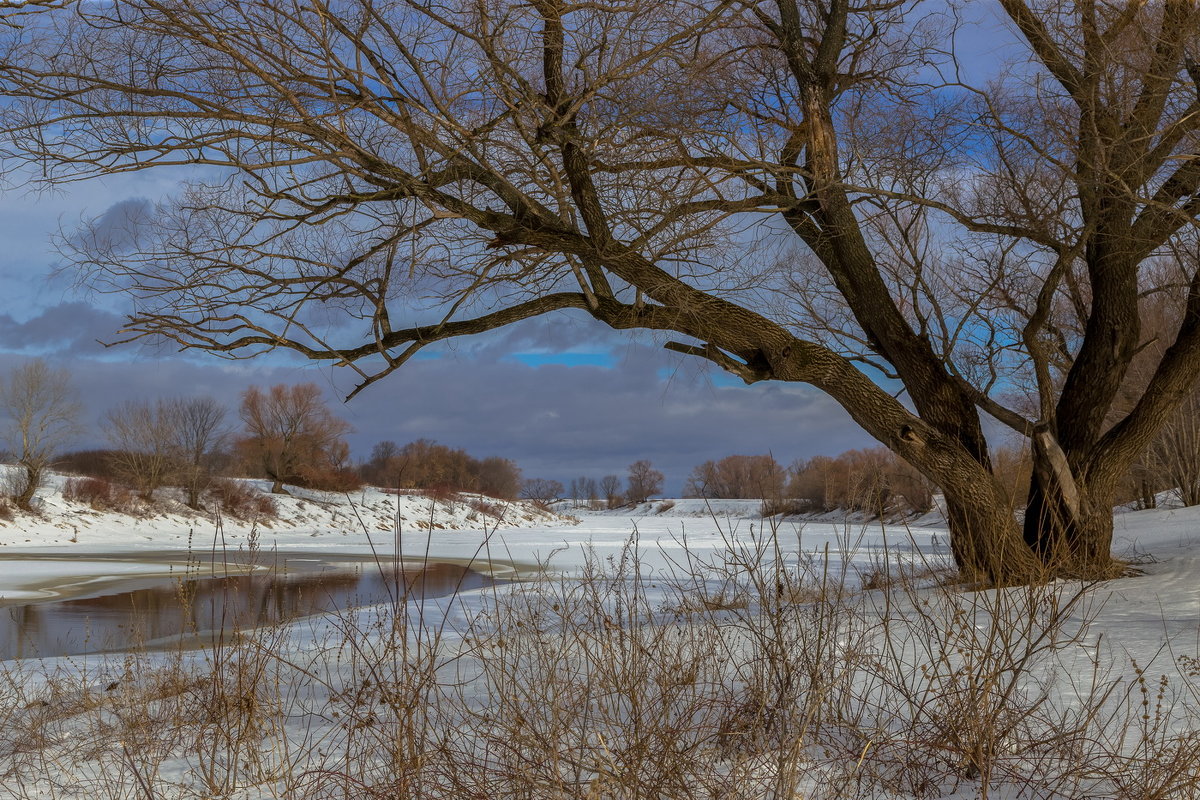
[467,498,506,521]
[62,476,136,512]
[300,464,363,493]
[207,479,277,520]
[451,542,747,799]
[420,484,461,506]
[186,634,292,795]
[760,497,818,517]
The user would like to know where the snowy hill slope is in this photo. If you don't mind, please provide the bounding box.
[0,469,568,550]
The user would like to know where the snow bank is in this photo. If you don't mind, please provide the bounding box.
[0,469,567,552]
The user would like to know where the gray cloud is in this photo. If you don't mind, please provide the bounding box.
[331,338,872,492]
[0,302,127,355]
[0,304,874,494]
[68,197,154,254]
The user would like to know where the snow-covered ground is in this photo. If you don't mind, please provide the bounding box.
[1,478,1200,798]
[2,478,1198,659]
[0,470,562,547]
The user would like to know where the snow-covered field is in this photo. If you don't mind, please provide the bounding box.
[0,478,1199,798]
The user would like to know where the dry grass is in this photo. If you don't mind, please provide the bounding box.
[466,497,506,521]
[0,515,1194,799]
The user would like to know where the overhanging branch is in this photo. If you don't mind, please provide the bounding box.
[664,341,771,384]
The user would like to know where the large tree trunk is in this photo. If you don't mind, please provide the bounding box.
[1022,476,1120,578]
[939,486,1043,586]
[944,497,1025,585]
[1021,432,1122,578]
[13,463,40,512]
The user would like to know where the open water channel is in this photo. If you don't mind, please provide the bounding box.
[0,552,496,660]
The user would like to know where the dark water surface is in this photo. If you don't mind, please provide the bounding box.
[0,553,495,660]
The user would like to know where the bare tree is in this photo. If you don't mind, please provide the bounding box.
[239,383,353,494]
[362,440,402,488]
[521,478,563,504]
[574,475,599,508]
[685,454,786,500]
[599,475,623,510]
[0,359,80,510]
[568,476,601,507]
[104,399,176,501]
[1147,394,1200,506]
[164,396,228,508]
[626,460,664,504]
[12,1,1200,580]
[475,456,522,500]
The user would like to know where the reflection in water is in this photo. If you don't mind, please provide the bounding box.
[0,561,492,660]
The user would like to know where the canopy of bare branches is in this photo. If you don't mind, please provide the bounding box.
[5,0,1200,582]
[239,383,355,493]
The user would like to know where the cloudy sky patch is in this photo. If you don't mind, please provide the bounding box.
[0,92,897,496]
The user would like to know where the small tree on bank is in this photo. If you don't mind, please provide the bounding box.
[165,396,228,508]
[522,477,564,505]
[626,460,664,504]
[239,383,353,493]
[600,475,624,510]
[0,360,81,510]
[103,400,177,501]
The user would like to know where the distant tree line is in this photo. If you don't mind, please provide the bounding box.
[0,362,539,510]
[545,460,666,510]
[361,439,522,500]
[677,450,934,517]
[683,430,1200,517]
[6,353,1200,518]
